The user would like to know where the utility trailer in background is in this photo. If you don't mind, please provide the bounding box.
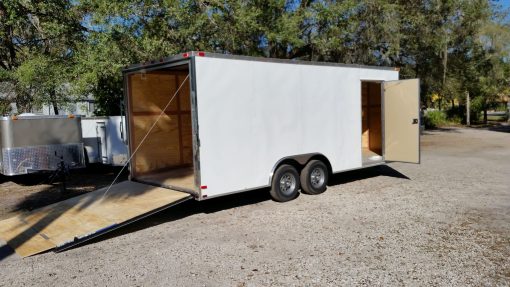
[0,52,421,257]
[123,52,421,201]
[0,115,85,176]
[81,116,128,166]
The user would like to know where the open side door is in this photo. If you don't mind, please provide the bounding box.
[383,79,420,163]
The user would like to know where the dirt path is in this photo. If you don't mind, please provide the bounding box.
[0,127,509,286]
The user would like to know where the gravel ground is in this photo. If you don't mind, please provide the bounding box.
[0,127,509,286]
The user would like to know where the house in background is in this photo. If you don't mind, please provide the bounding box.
[1,94,96,117]
[33,96,96,117]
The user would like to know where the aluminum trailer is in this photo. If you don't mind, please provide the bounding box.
[0,115,85,176]
[81,116,128,166]
[0,52,420,257]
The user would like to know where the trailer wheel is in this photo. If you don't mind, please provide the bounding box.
[270,164,300,202]
[300,160,328,195]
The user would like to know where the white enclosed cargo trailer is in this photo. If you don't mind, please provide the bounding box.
[123,52,420,202]
[81,116,128,166]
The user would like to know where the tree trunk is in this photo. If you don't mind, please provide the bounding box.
[441,44,448,111]
[483,108,488,124]
[49,89,59,115]
[15,90,33,113]
[52,102,59,115]
[451,99,455,108]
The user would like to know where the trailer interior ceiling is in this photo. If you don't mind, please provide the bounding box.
[127,64,195,191]
[361,81,383,164]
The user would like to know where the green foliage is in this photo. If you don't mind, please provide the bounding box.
[424,110,449,129]
[14,55,73,110]
[0,97,11,115]
[0,0,509,118]
[0,0,84,113]
[92,76,123,116]
[71,0,510,118]
[445,106,465,124]
[424,106,467,128]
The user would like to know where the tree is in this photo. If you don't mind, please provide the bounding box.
[1,0,508,120]
[0,0,84,114]
[455,3,510,123]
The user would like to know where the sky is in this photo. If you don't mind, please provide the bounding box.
[497,0,510,20]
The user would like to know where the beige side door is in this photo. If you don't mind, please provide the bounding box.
[383,79,420,163]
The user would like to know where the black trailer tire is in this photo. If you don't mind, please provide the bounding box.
[300,160,328,195]
[270,164,300,202]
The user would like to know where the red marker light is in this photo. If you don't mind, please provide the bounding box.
[197,51,205,57]
[200,185,208,189]
[182,52,189,58]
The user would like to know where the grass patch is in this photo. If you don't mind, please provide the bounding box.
[487,116,506,122]
[487,115,508,122]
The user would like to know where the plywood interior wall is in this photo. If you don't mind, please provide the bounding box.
[361,82,382,155]
[128,69,193,176]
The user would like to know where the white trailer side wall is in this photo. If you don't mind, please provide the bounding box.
[195,57,398,197]
[81,117,128,166]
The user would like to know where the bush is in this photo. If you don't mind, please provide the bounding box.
[424,110,448,129]
[0,99,11,116]
[445,105,465,124]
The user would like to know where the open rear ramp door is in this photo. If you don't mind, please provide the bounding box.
[0,181,191,257]
[383,79,420,163]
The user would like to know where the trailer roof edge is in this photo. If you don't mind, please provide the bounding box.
[0,115,82,121]
[122,51,398,72]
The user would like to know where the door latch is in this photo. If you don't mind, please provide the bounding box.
[412,118,419,124]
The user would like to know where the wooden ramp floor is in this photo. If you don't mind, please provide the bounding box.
[137,166,195,191]
[0,181,191,257]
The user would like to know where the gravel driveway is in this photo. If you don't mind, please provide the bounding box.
[0,127,509,286]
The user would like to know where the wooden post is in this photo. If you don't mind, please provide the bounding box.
[466,91,470,126]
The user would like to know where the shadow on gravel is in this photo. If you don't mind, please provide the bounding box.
[0,173,49,185]
[68,165,408,251]
[0,164,124,186]
[8,164,128,212]
[487,125,510,133]
[0,242,14,261]
[328,165,409,186]
[421,127,461,135]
